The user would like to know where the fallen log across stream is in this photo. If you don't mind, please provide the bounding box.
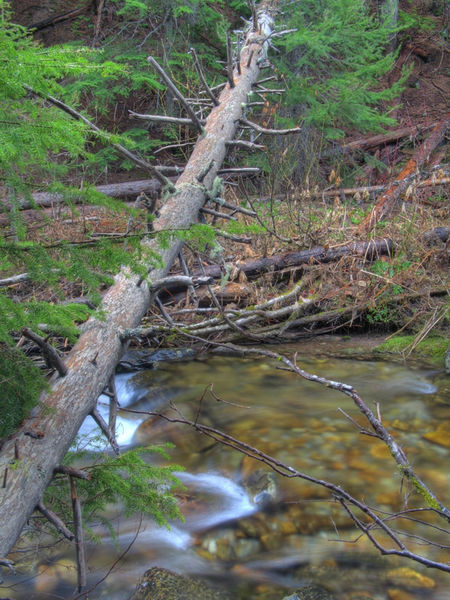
[0,0,279,560]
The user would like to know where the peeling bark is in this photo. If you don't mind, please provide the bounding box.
[0,1,278,559]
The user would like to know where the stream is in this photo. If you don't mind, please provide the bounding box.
[3,347,449,599]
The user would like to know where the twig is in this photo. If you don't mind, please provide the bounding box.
[226,30,235,88]
[91,408,120,455]
[129,111,201,126]
[147,57,204,133]
[70,477,86,592]
[178,251,199,307]
[54,465,91,481]
[21,328,68,377]
[226,139,265,151]
[240,117,301,135]
[200,206,237,220]
[107,374,118,437]
[37,502,75,541]
[189,47,219,106]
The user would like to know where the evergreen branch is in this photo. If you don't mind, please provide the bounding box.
[23,85,176,192]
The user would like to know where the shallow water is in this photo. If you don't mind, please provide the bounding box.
[3,352,449,599]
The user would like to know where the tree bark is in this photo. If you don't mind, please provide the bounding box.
[358,115,449,234]
[0,1,278,559]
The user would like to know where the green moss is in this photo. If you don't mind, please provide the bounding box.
[374,335,448,365]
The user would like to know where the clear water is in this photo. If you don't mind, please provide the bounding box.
[2,351,449,599]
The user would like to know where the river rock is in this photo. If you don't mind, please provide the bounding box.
[130,566,232,600]
[385,567,435,589]
[118,347,197,372]
[242,468,278,507]
[282,584,336,600]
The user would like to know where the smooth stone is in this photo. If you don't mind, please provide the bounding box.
[130,567,231,600]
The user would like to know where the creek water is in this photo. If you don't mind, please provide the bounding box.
[3,349,449,599]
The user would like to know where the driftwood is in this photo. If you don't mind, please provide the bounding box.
[0,1,278,559]
[359,115,449,233]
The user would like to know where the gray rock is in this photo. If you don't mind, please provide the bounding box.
[118,348,196,372]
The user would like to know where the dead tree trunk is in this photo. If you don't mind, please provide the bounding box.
[0,1,278,559]
[359,114,449,234]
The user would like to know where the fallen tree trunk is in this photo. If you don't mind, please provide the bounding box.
[191,239,393,281]
[359,115,449,234]
[341,121,435,152]
[0,1,277,559]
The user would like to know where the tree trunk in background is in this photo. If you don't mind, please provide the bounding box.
[0,1,278,558]
[381,0,398,52]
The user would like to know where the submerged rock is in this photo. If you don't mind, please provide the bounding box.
[130,567,231,600]
[283,584,336,600]
[118,348,196,372]
[242,468,278,507]
[386,567,435,589]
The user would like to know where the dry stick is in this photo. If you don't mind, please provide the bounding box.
[70,477,87,592]
[54,465,91,481]
[107,374,118,435]
[200,206,237,220]
[36,502,74,541]
[178,251,199,307]
[189,47,219,106]
[209,197,257,217]
[155,296,175,325]
[129,111,202,126]
[305,176,450,199]
[226,139,266,151]
[23,85,175,192]
[236,33,242,75]
[226,30,235,88]
[147,57,204,133]
[240,117,301,135]
[91,408,120,455]
[21,328,68,377]
[218,167,260,174]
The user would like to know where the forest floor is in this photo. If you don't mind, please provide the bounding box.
[7,0,450,364]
